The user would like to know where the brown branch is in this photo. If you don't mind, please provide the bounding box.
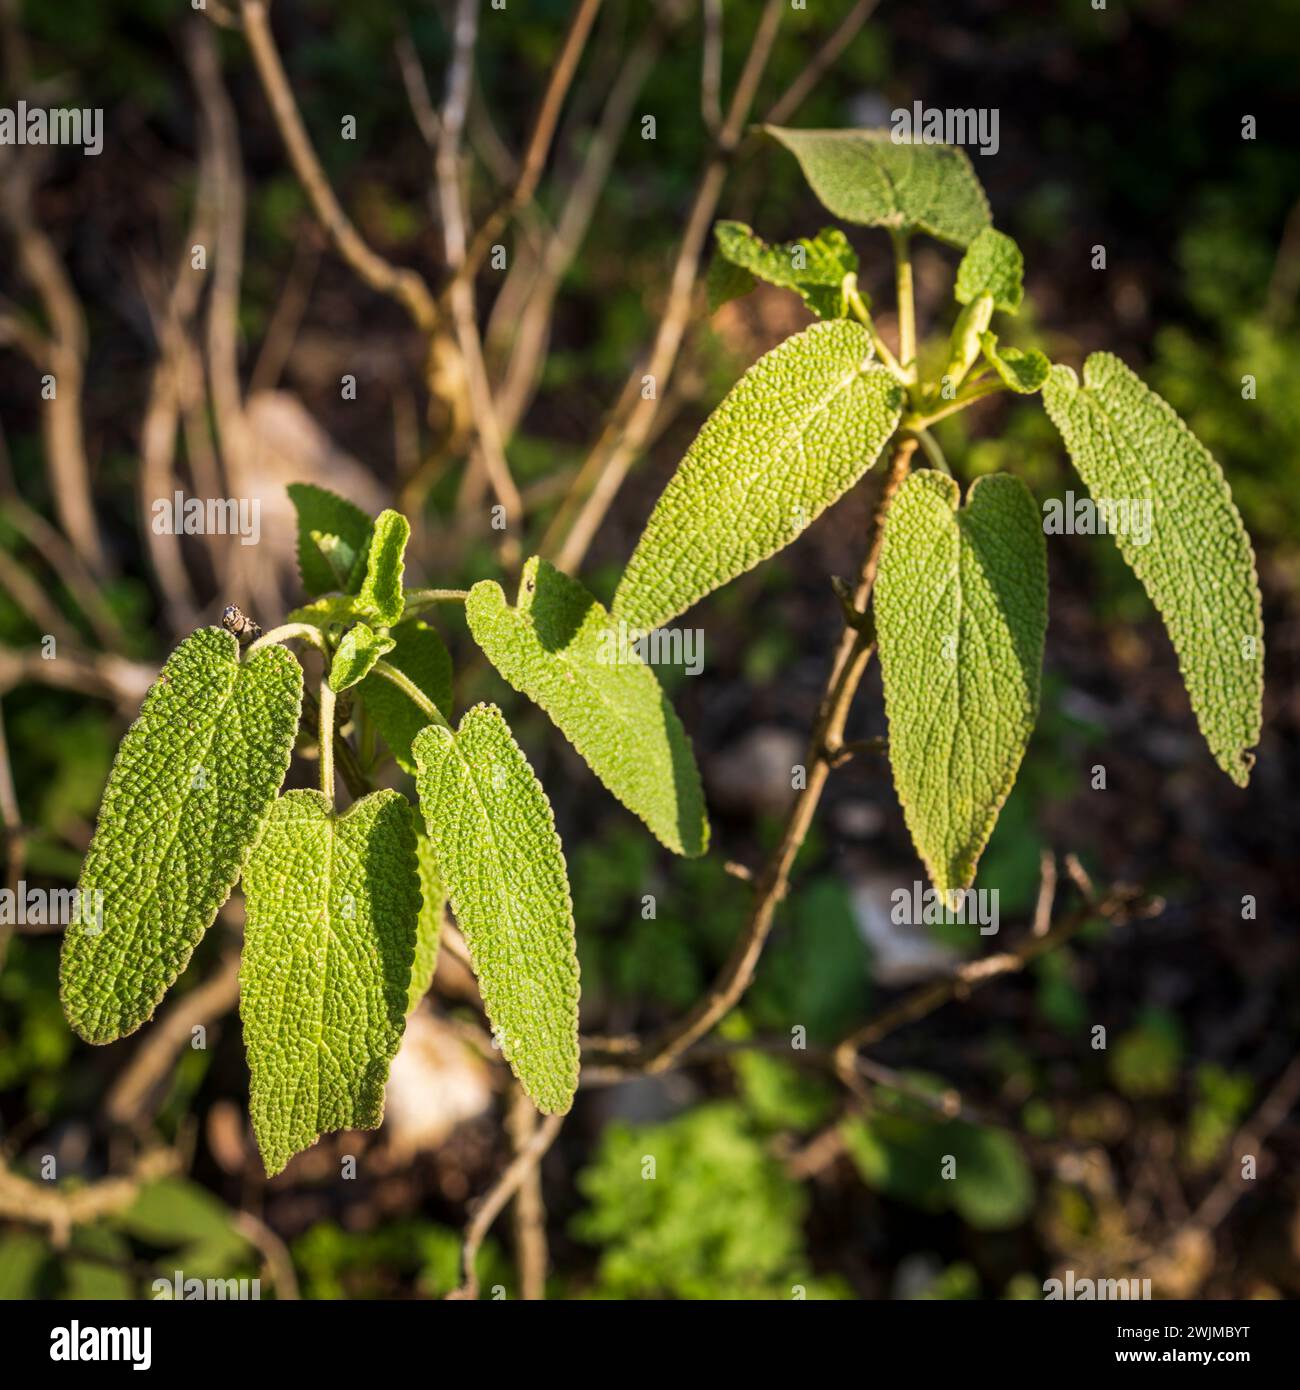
[448,1111,564,1300]
[0,644,157,711]
[238,0,439,334]
[762,0,883,127]
[105,952,243,1127]
[544,0,785,574]
[507,1086,549,1301]
[456,0,605,286]
[0,1149,178,1249]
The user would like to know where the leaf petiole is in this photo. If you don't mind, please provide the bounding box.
[371,659,453,732]
[402,588,470,618]
[245,622,329,659]
[843,273,907,385]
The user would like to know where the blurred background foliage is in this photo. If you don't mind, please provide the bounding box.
[0,0,1297,1300]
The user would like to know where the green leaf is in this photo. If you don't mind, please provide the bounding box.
[60,629,302,1044]
[356,621,453,773]
[956,227,1024,313]
[327,622,395,692]
[613,320,903,631]
[413,705,580,1114]
[240,788,420,1176]
[980,331,1050,394]
[287,483,373,598]
[408,824,444,1013]
[707,253,757,313]
[875,471,1047,899]
[286,594,364,635]
[1042,353,1263,784]
[466,558,709,856]
[764,127,991,248]
[711,220,858,319]
[356,509,409,627]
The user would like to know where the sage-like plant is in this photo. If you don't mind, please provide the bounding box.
[58,128,1263,1178]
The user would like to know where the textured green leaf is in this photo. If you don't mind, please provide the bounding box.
[287,482,373,598]
[876,471,1047,899]
[356,509,409,626]
[240,788,420,1176]
[712,220,858,319]
[466,557,708,856]
[413,705,580,1114]
[286,594,364,635]
[1043,354,1263,783]
[60,629,302,1044]
[328,622,395,692]
[409,824,444,1013]
[706,251,758,313]
[956,227,1024,313]
[980,331,1049,394]
[764,127,991,248]
[356,621,453,773]
[613,320,903,631]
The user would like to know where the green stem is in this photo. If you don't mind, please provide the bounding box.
[843,274,907,385]
[319,681,336,806]
[911,427,952,475]
[371,659,453,731]
[402,588,470,618]
[903,379,1008,431]
[890,229,917,380]
[245,622,328,658]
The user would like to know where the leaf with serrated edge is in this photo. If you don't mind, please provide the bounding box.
[613,320,903,631]
[413,705,579,1114]
[356,622,453,773]
[706,252,757,313]
[240,788,419,1177]
[408,822,443,1014]
[356,510,409,627]
[1042,353,1262,784]
[60,629,302,1043]
[764,127,991,248]
[327,622,395,692]
[980,332,1049,394]
[713,220,858,318]
[287,483,373,598]
[467,557,708,856]
[876,471,1047,900]
[956,228,1024,313]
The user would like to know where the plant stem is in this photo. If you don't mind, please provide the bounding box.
[911,426,952,475]
[401,588,471,618]
[244,622,328,658]
[890,229,917,382]
[596,435,918,1072]
[371,659,453,731]
[844,273,906,383]
[903,379,1008,431]
[318,682,336,805]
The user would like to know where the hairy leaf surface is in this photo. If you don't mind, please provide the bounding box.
[467,557,708,856]
[764,127,991,248]
[613,320,903,631]
[876,472,1047,899]
[61,629,302,1043]
[357,621,453,772]
[1042,353,1262,784]
[356,509,409,627]
[241,788,419,1176]
[413,706,580,1114]
[328,622,395,692]
[956,227,1024,313]
[408,824,444,1014]
[711,220,858,318]
[287,483,373,597]
[980,332,1049,394]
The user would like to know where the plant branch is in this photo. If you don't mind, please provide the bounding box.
[238,0,439,333]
